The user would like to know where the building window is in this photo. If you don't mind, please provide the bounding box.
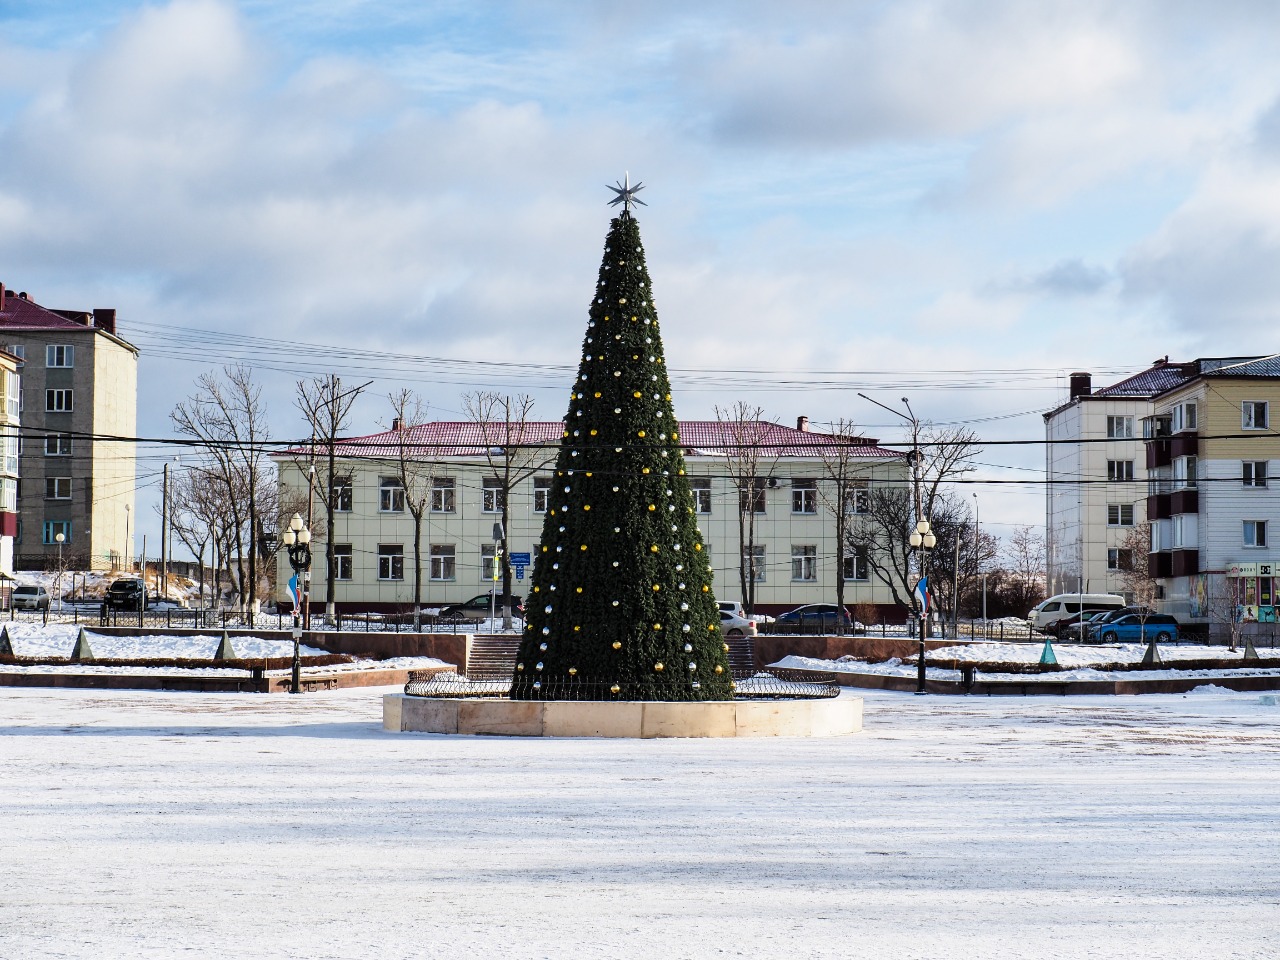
[430,544,456,581]
[791,544,817,581]
[1243,401,1269,430]
[1107,504,1134,526]
[690,477,712,514]
[481,544,500,582]
[5,370,17,418]
[379,477,404,512]
[791,479,817,514]
[3,429,16,474]
[742,544,766,582]
[1107,548,1133,571]
[844,545,870,581]
[1107,460,1134,482]
[377,544,404,580]
[482,477,505,513]
[45,344,74,368]
[431,476,456,513]
[44,434,72,457]
[1244,521,1268,548]
[1174,455,1197,490]
[333,544,353,581]
[45,389,73,412]
[331,476,352,512]
[45,477,71,500]
[846,480,871,515]
[1171,402,1197,433]
[533,476,552,513]
[1106,416,1134,439]
[7,345,25,366]
[740,479,767,514]
[1243,461,1269,488]
[1172,515,1187,549]
[42,520,71,545]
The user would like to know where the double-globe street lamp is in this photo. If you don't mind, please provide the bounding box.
[909,519,936,693]
[282,513,312,695]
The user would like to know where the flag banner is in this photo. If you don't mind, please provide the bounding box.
[914,576,929,614]
[287,573,300,609]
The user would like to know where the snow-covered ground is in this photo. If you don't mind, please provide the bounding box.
[2,687,1278,959]
[776,642,1280,684]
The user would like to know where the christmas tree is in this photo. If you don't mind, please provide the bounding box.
[511,179,732,701]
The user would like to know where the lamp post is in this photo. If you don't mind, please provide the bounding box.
[859,393,934,693]
[55,531,65,613]
[282,513,312,695]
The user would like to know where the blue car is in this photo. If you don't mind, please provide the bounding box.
[1093,613,1179,644]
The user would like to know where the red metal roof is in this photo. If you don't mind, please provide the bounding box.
[286,420,901,460]
[0,290,93,330]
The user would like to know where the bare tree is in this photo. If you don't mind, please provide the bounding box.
[1205,574,1244,652]
[813,419,868,634]
[853,425,982,633]
[1000,525,1047,615]
[386,390,435,621]
[714,402,781,616]
[171,365,272,619]
[296,375,369,618]
[1118,522,1163,661]
[463,391,555,629]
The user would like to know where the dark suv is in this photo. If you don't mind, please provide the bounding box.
[105,579,149,611]
[439,593,524,618]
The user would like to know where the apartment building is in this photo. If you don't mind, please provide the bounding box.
[0,283,139,570]
[0,349,19,580]
[1143,357,1280,627]
[1044,361,1189,598]
[275,418,908,618]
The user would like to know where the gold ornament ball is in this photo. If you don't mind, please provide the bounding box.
[650,545,659,553]
[654,662,665,672]
[576,586,583,593]
[568,667,577,676]
[610,684,621,694]
[648,504,656,511]
[612,641,622,650]
[714,664,724,674]
[722,643,730,652]
[652,584,660,591]
[638,430,646,438]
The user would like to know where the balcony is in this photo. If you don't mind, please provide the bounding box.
[1149,551,1173,578]
[1171,550,1200,578]
[1146,439,1172,469]
[1170,434,1199,459]
[1169,489,1199,514]
[1147,493,1171,521]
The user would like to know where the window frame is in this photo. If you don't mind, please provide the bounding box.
[741,544,766,582]
[1243,401,1269,430]
[431,476,457,514]
[44,434,72,457]
[333,544,353,581]
[44,476,72,500]
[45,389,73,413]
[791,544,818,581]
[1107,548,1133,571]
[1244,520,1268,549]
[791,479,817,515]
[377,544,405,581]
[45,344,74,368]
[41,520,71,545]
[740,479,767,515]
[378,476,405,513]
[1243,461,1269,488]
[689,477,712,514]
[482,477,505,514]
[429,543,456,581]
[331,476,353,512]
[1106,415,1134,439]
[1106,460,1134,482]
[532,476,552,514]
[1107,503,1134,527]
[843,545,870,582]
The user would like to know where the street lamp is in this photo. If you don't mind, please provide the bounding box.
[282,513,312,695]
[55,531,65,613]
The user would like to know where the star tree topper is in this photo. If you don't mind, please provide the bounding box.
[607,172,647,215]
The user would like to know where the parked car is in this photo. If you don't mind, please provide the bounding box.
[1028,593,1126,633]
[720,610,757,637]
[718,600,746,618]
[776,603,853,630]
[12,584,50,611]
[1093,613,1180,644]
[439,593,524,618]
[1078,606,1153,643]
[104,578,149,611]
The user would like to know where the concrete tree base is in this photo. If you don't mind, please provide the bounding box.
[383,694,862,738]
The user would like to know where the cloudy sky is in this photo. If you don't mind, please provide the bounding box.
[4,0,1280,548]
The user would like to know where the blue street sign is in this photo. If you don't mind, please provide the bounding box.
[509,552,531,566]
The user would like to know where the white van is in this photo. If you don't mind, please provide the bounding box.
[1028,594,1126,633]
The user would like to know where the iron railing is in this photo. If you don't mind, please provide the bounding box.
[405,668,840,701]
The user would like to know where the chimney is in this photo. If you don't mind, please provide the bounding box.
[0,283,5,312]
[391,417,402,431]
[93,308,117,335]
[1069,372,1092,400]
[796,415,810,432]
[18,291,28,300]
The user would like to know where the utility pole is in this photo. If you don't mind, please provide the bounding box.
[160,460,169,603]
